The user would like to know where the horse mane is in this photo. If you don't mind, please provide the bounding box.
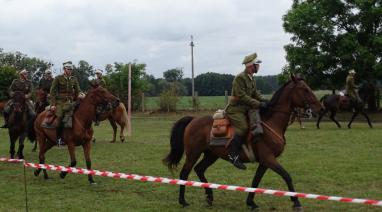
[260,78,303,119]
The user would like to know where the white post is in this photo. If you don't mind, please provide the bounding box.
[127,63,132,136]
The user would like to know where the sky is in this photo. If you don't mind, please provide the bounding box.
[0,0,293,78]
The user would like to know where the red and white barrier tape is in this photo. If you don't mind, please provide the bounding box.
[1,157,382,207]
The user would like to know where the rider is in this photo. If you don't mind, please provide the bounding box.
[50,61,82,145]
[38,69,53,94]
[346,69,362,105]
[225,53,269,170]
[1,69,35,128]
[91,69,107,126]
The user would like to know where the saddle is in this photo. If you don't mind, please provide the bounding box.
[42,107,57,129]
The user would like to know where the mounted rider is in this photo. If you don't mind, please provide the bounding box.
[49,61,83,145]
[225,53,269,170]
[91,69,107,126]
[345,69,362,105]
[38,69,53,94]
[1,69,35,128]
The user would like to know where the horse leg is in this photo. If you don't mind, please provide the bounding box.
[316,109,327,129]
[179,153,202,207]
[17,134,26,159]
[108,118,117,143]
[60,143,76,179]
[246,163,268,210]
[119,122,125,142]
[9,134,17,159]
[32,140,37,152]
[348,111,359,129]
[34,140,55,179]
[268,161,302,210]
[193,152,218,206]
[330,110,341,128]
[360,111,373,128]
[82,141,96,184]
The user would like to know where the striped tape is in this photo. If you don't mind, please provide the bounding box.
[1,157,381,207]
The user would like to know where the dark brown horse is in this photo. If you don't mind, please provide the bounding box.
[31,87,120,183]
[163,75,322,210]
[316,82,373,129]
[35,88,49,114]
[7,91,34,159]
[0,100,7,112]
[93,102,128,143]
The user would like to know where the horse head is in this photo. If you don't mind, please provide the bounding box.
[87,87,120,110]
[12,91,26,113]
[289,74,322,116]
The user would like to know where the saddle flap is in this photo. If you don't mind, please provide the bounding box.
[211,118,231,137]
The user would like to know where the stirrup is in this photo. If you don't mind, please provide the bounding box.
[228,154,247,170]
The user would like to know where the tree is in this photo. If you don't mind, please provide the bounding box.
[163,68,183,82]
[0,66,17,100]
[0,49,51,86]
[194,72,234,96]
[105,62,150,110]
[283,0,382,109]
[74,60,93,91]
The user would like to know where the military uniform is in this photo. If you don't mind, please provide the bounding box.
[1,77,35,128]
[346,73,361,103]
[91,77,106,88]
[38,77,53,94]
[50,74,81,126]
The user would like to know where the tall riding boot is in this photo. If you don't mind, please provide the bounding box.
[56,118,65,146]
[228,134,247,170]
[1,112,9,128]
[95,113,100,126]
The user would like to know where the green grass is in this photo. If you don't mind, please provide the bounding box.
[0,115,381,211]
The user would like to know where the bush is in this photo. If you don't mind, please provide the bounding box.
[158,87,181,112]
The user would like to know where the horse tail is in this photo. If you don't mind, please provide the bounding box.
[320,94,329,103]
[27,115,36,142]
[162,116,194,171]
[118,102,129,137]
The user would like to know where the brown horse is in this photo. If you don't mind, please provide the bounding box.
[0,100,7,112]
[31,87,120,183]
[93,102,128,143]
[7,91,34,159]
[163,75,322,210]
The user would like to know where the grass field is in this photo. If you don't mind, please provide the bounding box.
[0,114,381,211]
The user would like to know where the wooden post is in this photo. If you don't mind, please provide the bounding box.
[127,63,132,136]
[225,90,228,105]
[141,93,145,112]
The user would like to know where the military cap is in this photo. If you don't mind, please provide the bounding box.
[63,61,74,69]
[242,53,262,65]
[348,69,356,74]
[95,69,103,74]
[19,69,28,75]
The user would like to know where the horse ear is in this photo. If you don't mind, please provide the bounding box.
[290,73,297,82]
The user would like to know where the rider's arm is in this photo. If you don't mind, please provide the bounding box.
[49,78,58,105]
[25,81,33,99]
[8,79,17,97]
[232,77,261,108]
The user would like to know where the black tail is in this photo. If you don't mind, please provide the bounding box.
[27,115,36,142]
[162,116,194,171]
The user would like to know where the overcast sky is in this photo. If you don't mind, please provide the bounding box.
[0,0,293,78]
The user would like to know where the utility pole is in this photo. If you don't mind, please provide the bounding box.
[190,35,196,109]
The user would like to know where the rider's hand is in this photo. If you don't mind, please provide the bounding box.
[259,102,268,110]
[78,92,85,99]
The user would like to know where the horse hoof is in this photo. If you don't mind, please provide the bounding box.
[90,182,97,185]
[179,201,189,207]
[59,172,66,179]
[247,202,259,211]
[293,206,303,211]
[206,197,213,206]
